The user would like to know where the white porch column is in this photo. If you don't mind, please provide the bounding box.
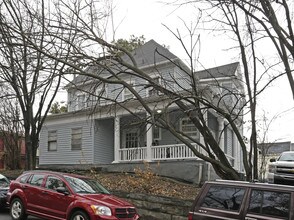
[146,115,152,161]
[217,118,225,151]
[113,116,120,163]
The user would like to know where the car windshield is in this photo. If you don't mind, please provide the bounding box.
[279,153,294,161]
[64,175,110,194]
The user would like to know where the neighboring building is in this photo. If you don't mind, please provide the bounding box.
[258,141,294,180]
[0,132,26,169]
[39,40,245,183]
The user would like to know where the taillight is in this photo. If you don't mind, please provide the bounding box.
[188,212,193,220]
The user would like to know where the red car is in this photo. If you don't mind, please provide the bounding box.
[7,170,140,220]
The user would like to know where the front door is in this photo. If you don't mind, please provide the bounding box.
[123,129,139,148]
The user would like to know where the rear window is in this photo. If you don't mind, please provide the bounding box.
[248,190,290,218]
[200,185,245,211]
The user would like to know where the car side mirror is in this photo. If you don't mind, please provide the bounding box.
[269,158,276,162]
[56,187,70,195]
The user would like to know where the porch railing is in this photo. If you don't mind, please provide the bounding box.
[118,143,200,162]
[119,147,147,161]
[151,143,199,160]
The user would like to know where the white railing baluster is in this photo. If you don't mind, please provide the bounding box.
[118,143,202,162]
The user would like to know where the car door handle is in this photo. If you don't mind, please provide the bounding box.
[198,209,207,213]
[245,217,257,220]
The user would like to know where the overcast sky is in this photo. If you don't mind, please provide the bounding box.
[109,0,294,143]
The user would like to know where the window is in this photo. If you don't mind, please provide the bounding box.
[45,176,66,191]
[180,118,198,138]
[87,84,108,107]
[148,77,161,96]
[248,190,290,218]
[201,185,245,211]
[19,174,30,183]
[77,93,85,110]
[153,125,161,140]
[125,132,138,148]
[224,127,235,166]
[48,130,57,151]
[123,81,135,100]
[28,174,45,187]
[71,128,82,150]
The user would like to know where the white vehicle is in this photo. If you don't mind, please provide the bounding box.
[268,151,294,184]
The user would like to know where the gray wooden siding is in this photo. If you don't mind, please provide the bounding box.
[173,66,191,91]
[39,120,94,165]
[94,119,114,164]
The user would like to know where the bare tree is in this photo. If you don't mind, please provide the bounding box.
[0,0,74,169]
[168,0,293,180]
[19,0,252,180]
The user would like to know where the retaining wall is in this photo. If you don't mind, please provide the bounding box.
[113,191,194,220]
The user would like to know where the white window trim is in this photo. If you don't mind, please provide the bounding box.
[48,130,57,151]
[71,127,82,150]
[148,77,162,97]
[76,92,86,111]
[122,128,140,148]
[153,125,162,141]
[123,81,135,101]
[180,117,199,139]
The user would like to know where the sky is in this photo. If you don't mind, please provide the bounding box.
[109,0,294,143]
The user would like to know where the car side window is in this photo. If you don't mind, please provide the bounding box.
[28,174,45,187]
[18,174,30,183]
[248,190,290,218]
[200,185,245,211]
[45,176,66,191]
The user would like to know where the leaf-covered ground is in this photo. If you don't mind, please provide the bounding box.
[2,169,200,200]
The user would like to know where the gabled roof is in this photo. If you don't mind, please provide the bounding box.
[121,39,178,67]
[195,62,239,79]
[67,39,180,87]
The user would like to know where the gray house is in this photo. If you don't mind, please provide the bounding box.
[39,40,245,183]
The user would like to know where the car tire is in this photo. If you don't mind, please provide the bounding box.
[70,210,90,220]
[10,198,27,220]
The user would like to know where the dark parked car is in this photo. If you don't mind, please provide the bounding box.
[188,180,294,220]
[0,174,10,208]
[7,170,140,220]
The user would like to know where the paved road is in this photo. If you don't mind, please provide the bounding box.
[0,208,44,220]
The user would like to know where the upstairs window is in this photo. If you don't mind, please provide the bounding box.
[76,93,85,110]
[48,130,57,151]
[123,81,135,100]
[87,84,108,107]
[71,128,82,150]
[148,77,161,96]
[180,117,198,139]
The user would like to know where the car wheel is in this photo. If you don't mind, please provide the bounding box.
[10,198,27,220]
[71,210,90,220]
